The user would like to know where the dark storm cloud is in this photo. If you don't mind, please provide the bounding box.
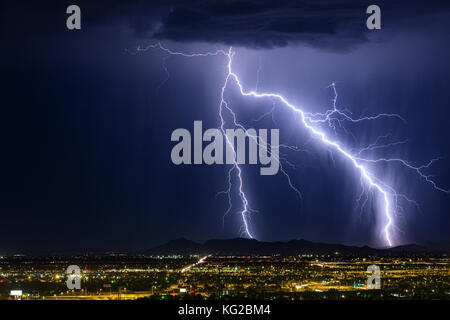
[153,0,450,50]
[155,0,367,50]
[7,0,450,51]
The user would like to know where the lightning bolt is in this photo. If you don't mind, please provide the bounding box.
[133,43,449,247]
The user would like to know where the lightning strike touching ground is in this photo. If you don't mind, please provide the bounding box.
[134,43,449,247]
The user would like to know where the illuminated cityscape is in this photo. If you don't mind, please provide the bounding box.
[1,253,448,300]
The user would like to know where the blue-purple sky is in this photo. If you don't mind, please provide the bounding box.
[1,0,450,253]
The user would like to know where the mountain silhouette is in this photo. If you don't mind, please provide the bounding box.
[145,238,437,256]
[147,237,204,255]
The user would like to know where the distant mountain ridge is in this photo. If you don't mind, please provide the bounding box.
[146,238,439,256]
[147,238,204,255]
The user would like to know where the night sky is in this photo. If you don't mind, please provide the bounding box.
[1,0,450,254]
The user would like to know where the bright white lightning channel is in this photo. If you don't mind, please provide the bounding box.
[135,43,449,247]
